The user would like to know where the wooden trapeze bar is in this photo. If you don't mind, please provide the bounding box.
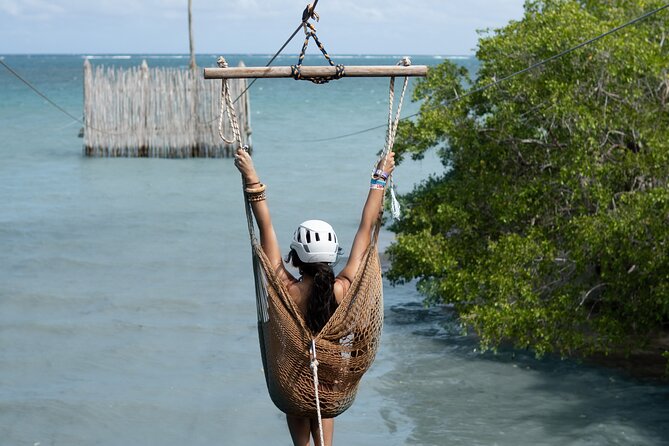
[203,65,428,79]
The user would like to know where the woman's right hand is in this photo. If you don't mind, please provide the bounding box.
[376,151,396,178]
[234,147,259,184]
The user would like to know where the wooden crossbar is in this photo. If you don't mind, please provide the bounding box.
[203,65,428,79]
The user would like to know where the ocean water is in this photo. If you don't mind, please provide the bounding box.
[1,54,668,446]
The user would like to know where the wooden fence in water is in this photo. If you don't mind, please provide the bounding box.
[83,59,251,158]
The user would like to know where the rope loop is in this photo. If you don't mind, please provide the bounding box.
[217,56,229,69]
[216,56,243,147]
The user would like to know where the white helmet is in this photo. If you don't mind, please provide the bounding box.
[290,220,339,264]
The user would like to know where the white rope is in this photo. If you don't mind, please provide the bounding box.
[381,57,411,220]
[217,56,243,146]
[216,56,256,241]
[310,339,325,446]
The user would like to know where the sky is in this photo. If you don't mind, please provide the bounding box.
[0,0,526,55]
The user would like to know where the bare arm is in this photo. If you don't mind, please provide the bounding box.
[337,152,396,283]
[234,148,292,282]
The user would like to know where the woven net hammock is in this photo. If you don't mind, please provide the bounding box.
[251,222,384,418]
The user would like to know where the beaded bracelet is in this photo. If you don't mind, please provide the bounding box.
[247,191,266,202]
[245,183,267,202]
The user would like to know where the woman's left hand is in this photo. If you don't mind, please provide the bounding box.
[234,147,259,183]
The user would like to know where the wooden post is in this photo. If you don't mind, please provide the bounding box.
[188,0,196,71]
[141,60,149,157]
[83,58,91,156]
[204,65,428,79]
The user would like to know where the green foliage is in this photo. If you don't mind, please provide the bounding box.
[389,0,669,357]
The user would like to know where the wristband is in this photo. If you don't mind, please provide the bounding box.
[370,178,386,190]
[245,183,266,194]
[373,169,389,180]
[245,183,267,202]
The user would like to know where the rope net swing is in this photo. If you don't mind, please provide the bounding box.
[210,3,423,439]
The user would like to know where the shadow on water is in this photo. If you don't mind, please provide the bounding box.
[381,301,669,446]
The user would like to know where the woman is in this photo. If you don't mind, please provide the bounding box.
[234,147,395,446]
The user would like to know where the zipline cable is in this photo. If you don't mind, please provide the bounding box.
[1,58,172,136]
[1,57,210,136]
[307,2,669,143]
[0,58,84,123]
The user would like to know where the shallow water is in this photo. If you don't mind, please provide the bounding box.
[1,54,668,445]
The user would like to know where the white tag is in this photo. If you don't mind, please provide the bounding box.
[390,184,401,220]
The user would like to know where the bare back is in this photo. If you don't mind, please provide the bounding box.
[286,276,349,321]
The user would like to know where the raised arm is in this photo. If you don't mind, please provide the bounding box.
[234,148,292,281]
[337,152,395,282]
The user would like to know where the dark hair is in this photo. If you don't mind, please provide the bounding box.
[288,249,338,334]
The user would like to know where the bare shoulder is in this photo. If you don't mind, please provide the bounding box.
[287,279,309,315]
[333,275,352,304]
[276,262,297,286]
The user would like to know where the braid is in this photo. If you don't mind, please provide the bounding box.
[288,249,338,334]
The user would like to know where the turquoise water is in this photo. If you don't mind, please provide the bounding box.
[1,54,668,446]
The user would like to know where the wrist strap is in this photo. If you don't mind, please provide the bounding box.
[372,169,389,180]
[370,178,386,190]
[245,183,266,194]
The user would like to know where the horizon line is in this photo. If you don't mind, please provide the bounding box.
[0,52,476,57]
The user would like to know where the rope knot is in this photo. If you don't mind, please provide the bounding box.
[398,56,412,67]
[290,65,303,80]
[217,56,229,69]
[302,3,320,23]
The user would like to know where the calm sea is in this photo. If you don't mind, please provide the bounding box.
[1,54,668,446]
